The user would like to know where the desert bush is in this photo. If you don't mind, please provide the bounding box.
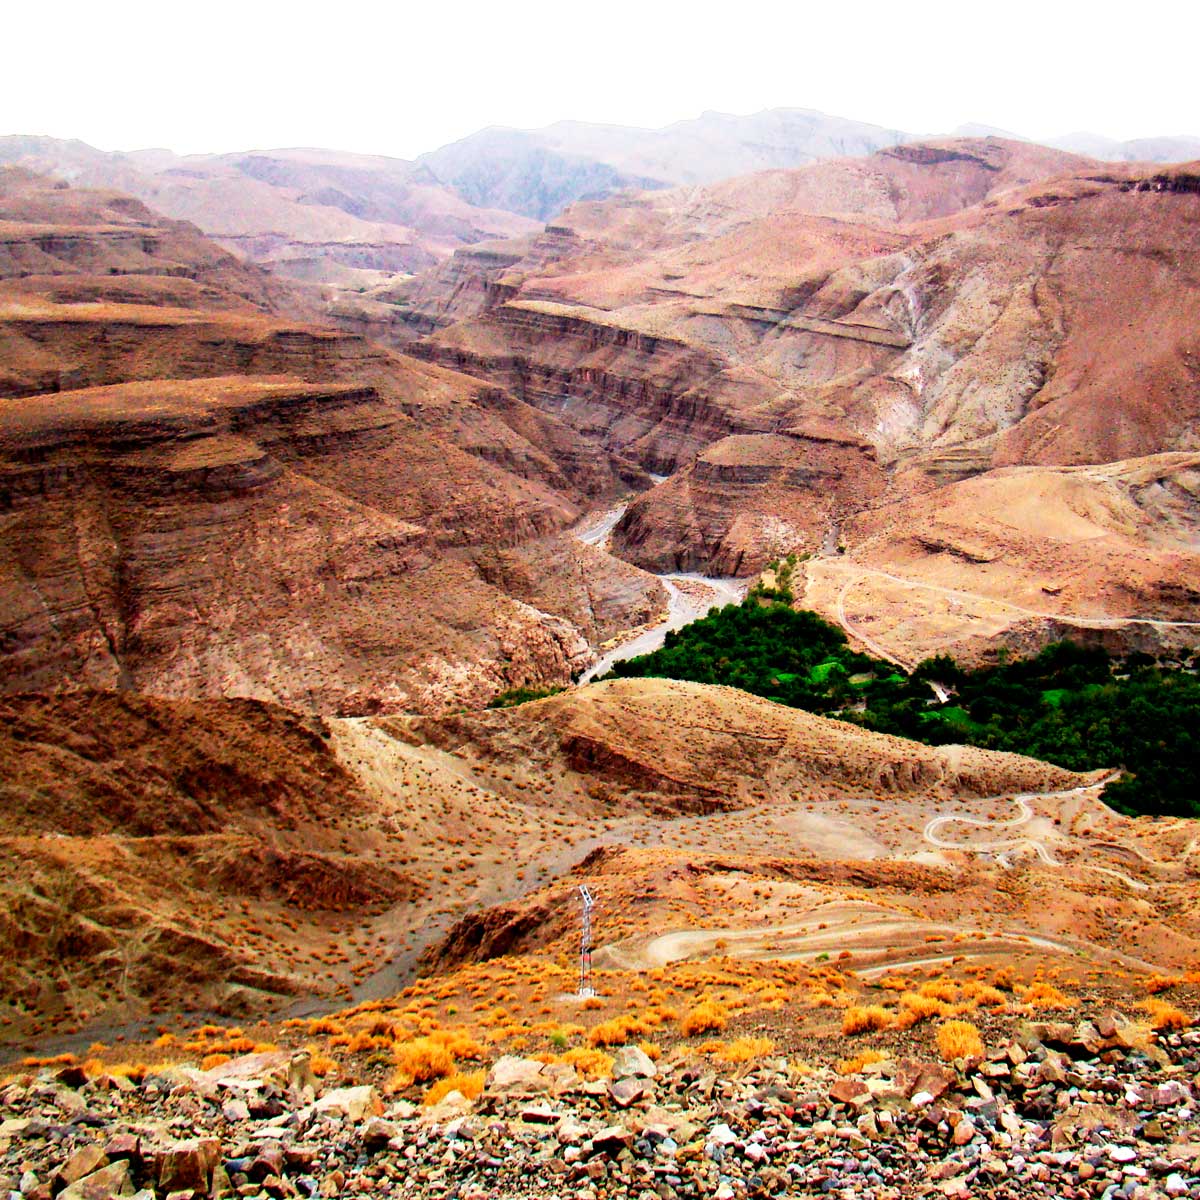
[1140,998,1192,1030]
[841,1006,894,1035]
[680,999,729,1037]
[936,1020,984,1061]
[422,1070,485,1106]
[919,980,959,1003]
[716,1036,774,1063]
[560,1047,613,1079]
[587,1016,649,1047]
[1022,982,1077,1010]
[390,1037,455,1090]
[894,993,949,1029]
[1144,974,1184,994]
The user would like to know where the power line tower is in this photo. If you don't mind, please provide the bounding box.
[578,884,596,998]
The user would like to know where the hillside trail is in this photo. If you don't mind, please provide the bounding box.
[807,556,1200,647]
[572,501,747,682]
[601,773,1168,976]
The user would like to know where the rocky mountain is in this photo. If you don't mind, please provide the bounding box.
[417,108,914,218]
[391,139,1200,661]
[0,137,538,289]
[0,166,663,712]
[0,672,1132,1039]
[1050,131,1200,162]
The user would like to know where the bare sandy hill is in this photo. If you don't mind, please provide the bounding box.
[796,453,1200,666]
[398,677,1085,815]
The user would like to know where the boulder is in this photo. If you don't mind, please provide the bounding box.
[55,1146,109,1191]
[484,1056,553,1097]
[611,1045,658,1080]
[59,1161,133,1200]
[312,1086,382,1122]
[608,1077,647,1107]
[156,1138,221,1194]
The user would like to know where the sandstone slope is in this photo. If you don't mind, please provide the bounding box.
[0,167,660,710]
[391,144,1200,660]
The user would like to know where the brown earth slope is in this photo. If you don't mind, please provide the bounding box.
[390,142,1200,658]
[6,675,1153,1047]
[0,689,421,1038]
[0,167,661,710]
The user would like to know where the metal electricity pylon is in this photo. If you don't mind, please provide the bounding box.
[578,884,596,997]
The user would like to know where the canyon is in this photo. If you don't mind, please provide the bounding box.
[393,139,1200,663]
[1,121,1198,1195]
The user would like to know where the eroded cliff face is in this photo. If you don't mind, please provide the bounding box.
[0,377,589,711]
[0,168,660,711]
[391,147,1200,582]
[613,430,887,574]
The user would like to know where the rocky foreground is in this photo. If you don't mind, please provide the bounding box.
[3,1014,1198,1200]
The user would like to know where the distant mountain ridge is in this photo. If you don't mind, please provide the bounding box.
[418,108,916,218]
[3,110,1197,269]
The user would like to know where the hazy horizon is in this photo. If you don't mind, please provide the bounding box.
[5,0,1198,160]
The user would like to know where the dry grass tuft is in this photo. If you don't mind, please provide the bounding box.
[559,1047,614,1079]
[841,1005,894,1036]
[422,1070,485,1107]
[680,999,729,1037]
[390,1037,455,1090]
[1022,983,1077,1010]
[936,1020,984,1061]
[714,1036,774,1063]
[1139,998,1192,1030]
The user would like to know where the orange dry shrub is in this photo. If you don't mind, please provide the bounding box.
[990,966,1016,991]
[306,1018,344,1036]
[936,1020,984,1061]
[305,1046,338,1077]
[200,1053,231,1072]
[963,983,1006,1008]
[894,993,949,1030]
[638,1041,662,1061]
[1022,983,1077,1010]
[559,1047,614,1079]
[390,1037,455,1090]
[842,1006,894,1036]
[587,1016,649,1047]
[1144,974,1184,995]
[715,1036,774,1063]
[429,1029,483,1059]
[680,1000,729,1037]
[422,1071,485,1107]
[919,980,959,1004]
[1139,999,1192,1030]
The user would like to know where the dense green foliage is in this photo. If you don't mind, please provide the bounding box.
[605,599,1200,817]
[487,684,565,709]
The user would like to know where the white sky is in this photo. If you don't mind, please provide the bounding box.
[4,0,1197,158]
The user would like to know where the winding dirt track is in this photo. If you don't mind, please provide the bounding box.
[602,896,1166,976]
[600,775,1168,978]
[812,556,1200,644]
[921,776,1151,891]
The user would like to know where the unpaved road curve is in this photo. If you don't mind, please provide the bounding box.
[813,557,1200,633]
[923,777,1150,891]
[602,898,1167,975]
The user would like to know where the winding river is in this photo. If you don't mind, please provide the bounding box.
[573,501,747,682]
